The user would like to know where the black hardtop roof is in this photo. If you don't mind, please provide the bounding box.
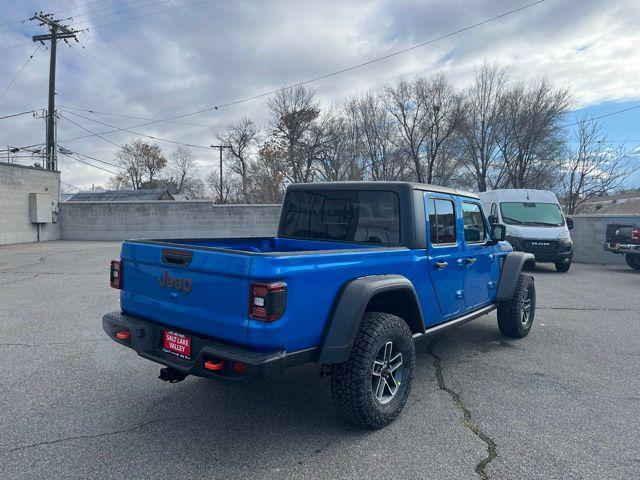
[285,181,479,200]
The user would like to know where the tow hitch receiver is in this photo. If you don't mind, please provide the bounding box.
[159,367,187,383]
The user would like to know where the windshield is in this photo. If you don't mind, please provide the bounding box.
[280,190,401,245]
[500,202,564,227]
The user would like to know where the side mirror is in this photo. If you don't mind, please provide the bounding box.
[488,214,497,224]
[489,223,506,243]
[566,217,574,230]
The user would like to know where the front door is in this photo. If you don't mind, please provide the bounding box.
[461,201,493,310]
[425,194,464,321]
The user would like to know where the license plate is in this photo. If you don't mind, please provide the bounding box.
[162,330,191,359]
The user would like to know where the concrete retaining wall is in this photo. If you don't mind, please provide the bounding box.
[572,214,640,265]
[0,162,60,245]
[59,201,281,240]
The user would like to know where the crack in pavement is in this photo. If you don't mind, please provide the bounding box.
[0,339,110,349]
[0,274,39,286]
[1,415,205,454]
[425,336,497,480]
[539,306,635,312]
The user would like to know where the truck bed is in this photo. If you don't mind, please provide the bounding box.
[119,236,417,354]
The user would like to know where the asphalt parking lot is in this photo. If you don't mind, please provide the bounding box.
[1,241,639,480]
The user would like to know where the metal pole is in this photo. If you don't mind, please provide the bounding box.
[46,28,57,171]
[219,146,223,204]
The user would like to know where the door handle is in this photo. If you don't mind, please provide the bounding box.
[434,261,449,270]
[465,257,477,265]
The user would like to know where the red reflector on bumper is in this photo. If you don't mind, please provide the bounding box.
[116,330,130,340]
[204,359,225,371]
[234,362,247,373]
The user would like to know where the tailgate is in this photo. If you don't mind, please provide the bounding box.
[606,223,634,244]
[119,241,252,346]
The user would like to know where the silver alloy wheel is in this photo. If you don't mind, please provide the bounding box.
[372,341,403,405]
[521,288,532,326]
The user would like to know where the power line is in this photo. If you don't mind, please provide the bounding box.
[59,112,125,149]
[65,0,172,29]
[59,151,119,174]
[563,105,640,128]
[58,104,223,128]
[0,109,40,120]
[79,0,214,30]
[0,45,41,101]
[61,109,212,149]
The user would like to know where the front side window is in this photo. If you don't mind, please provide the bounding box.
[280,190,400,244]
[462,202,487,243]
[429,198,457,245]
[500,202,564,227]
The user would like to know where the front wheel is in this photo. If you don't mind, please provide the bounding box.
[555,260,571,272]
[330,312,415,429]
[625,254,640,270]
[497,274,536,338]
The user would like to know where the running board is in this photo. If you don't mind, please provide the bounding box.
[413,304,497,339]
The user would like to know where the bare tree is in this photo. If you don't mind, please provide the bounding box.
[217,117,257,201]
[206,167,239,204]
[421,75,462,184]
[248,139,288,203]
[497,79,571,189]
[457,62,508,192]
[561,118,637,214]
[112,139,167,189]
[383,74,460,184]
[268,85,321,183]
[316,111,364,181]
[346,93,409,181]
[168,146,199,194]
[383,78,431,182]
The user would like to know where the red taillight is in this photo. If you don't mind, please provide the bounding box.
[249,282,286,321]
[110,260,122,289]
[632,228,640,241]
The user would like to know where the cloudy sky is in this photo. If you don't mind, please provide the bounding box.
[1,0,639,191]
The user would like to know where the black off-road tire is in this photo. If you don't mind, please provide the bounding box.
[330,312,415,429]
[497,274,536,338]
[625,254,640,270]
[555,261,571,272]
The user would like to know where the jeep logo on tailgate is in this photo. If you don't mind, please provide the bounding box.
[158,271,192,294]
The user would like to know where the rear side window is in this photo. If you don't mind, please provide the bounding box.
[280,190,400,245]
[462,202,487,243]
[429,198,457,245]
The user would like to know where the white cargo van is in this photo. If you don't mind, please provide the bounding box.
[479,189,574,272]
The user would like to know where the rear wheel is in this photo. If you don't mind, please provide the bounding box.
[555,261,571,272]
[625,254,640,270]
[330,312,414,429]
[497,274,536,338]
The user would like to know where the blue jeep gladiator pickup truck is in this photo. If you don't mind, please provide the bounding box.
[103,182,535,428]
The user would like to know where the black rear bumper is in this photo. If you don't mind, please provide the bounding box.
[102,312,317,381]
[604,242,640,255]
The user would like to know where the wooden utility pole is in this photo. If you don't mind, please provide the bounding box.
[210,144,231,204]
[30,13,78,171]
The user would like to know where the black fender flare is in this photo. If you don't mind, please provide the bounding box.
[496,252,535,301]
[317,274,424,364]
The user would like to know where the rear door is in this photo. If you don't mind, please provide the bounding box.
[425,194,464,320]
[460,201,494,310]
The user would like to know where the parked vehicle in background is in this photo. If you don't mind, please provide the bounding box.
[103,182,536,429]
[479,189,574,272]
[604,222,640,270]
